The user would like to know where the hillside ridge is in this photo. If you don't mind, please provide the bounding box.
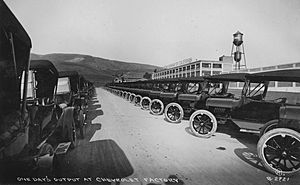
[30,53,161,85]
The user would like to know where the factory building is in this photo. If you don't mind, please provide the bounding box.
[232,62,300,92]
[152,55,233,80]
[151,56,300,92]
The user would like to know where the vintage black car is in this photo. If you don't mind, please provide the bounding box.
[188,73,248,137]
[0,2,76,181]
[56,71,86,139]
[188,69,300,176]
[161,77,206,123]
[26,60,60,149]
[245,69,300,176]
[0,0,32,161]
[109,80,153,108]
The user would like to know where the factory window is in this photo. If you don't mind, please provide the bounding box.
[191,65,195,70]
[196,71,200,76]
[187,66,190,70]
[176,69,179,73]
[179,74,182,78]
[183,67,186,71]
[213,64,222,68]
[202,63,211,68]
[238,82,245,88]
[212,71,221,75]
[179,68,182,72]
[196,63,200,69]
[191,72,195,77]
[268,81,275,87]
[229,82,237,88]
[278,82,293,87]
[278,64,293,69]
[172,69,175,73]
[202,71,211,76]
[187,73,190,78]
[183,73,186,78]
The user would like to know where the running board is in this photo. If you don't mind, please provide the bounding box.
[239,129,260,134]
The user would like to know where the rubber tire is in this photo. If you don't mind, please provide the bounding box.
[164,103,184,123]
[126,93,131,101]
[257,128,300,176]
[150,99,164,115]
[140,97,151,110]
[259,119,279,138]
[134,95,142,106]
[129,94,136,103]
[189,110,217,138]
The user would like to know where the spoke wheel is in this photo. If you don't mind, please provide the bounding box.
[257,128,300,176]
[134,95,142,106]
[129,94,136,103]
[149,99,164,115]
[164,103,184,123]
[126,93,131,101]
[189,110,217,138]
[140,97,151,110]
[123,92,127,99]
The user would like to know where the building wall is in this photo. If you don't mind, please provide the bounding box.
[152,55,233,80]
[152,57,300,93]
[229,62,300,91]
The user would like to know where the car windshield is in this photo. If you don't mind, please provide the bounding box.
[246,82,265,97]
[186,83,199,94]
[20,70,35,99]
[227,82,245,98]
[57,77,71,94]
[208,82,223,95]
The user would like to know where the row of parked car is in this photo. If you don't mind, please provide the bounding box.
[105,70,300,176]
[0,1,95,179]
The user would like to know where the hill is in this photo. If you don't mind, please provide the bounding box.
[30,53,161,86]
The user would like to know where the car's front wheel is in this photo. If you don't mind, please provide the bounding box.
[189,110,217,138]
[150,99,164,115]
[164,103,184,123]
[134,95,142,106]
[141,97,151,110]
[129,93,136,103]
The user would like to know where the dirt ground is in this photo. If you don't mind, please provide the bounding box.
[54,87,299,185]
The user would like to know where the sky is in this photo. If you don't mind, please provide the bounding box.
[5,0,300,68]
